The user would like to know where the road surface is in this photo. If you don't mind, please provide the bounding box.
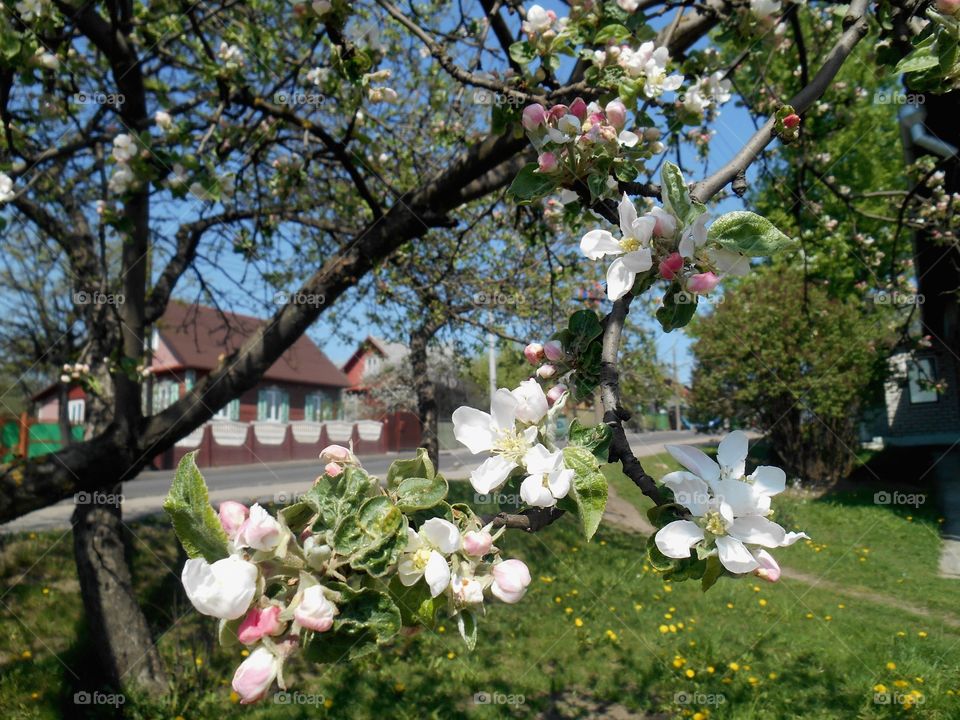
[1,430,711,533]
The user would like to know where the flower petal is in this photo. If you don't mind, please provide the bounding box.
[520,474,555,507]
[727,516,787,548]
[661,471,710,516]
[548,468,573,500]
[397,557,423,587]
[715,536,760,574]
[713,479,764,517]
[523,443,563,475]
[490,388,519,431]
[580,229,622,260]
[754,548,781,582]
[606,257,635,301]
[621,247,653,272]
[666,444,720,485]
[452,406,494,454]
[424,550,451,597]
[420,518,461,554]
[618,193,638,239]
[629,215,656,245]
[470,455,518,494]
[781,531,810,546]
[717,430,748,478]
[655,520,704,559]
[751,466,786,496]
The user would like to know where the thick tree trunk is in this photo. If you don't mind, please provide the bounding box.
[72,484,169,695]
[410,323,440,468]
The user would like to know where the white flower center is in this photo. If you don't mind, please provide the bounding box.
[412,547,432,570]
[620,236,642,253]
[493,431,530,463]
[703,510,727,536]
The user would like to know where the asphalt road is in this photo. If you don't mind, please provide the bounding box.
[1,430,707,534]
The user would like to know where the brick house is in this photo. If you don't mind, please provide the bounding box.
[34,302,350,424]
[883,343,960,445]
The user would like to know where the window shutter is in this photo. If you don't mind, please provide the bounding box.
[280,390,290,423]
[257,389,266,421]
[185,370,196,392]
[230,399,240,421]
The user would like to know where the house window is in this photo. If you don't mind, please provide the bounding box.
[304,392,324,422]
[213,398,240,420]
[908,358,938,404]
[184,369,196,392]
[258,387,289,422]
[153,379,180,411]
[67,399,85,424]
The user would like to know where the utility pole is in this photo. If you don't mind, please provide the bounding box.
[672,346,682,431]
[487,310,496,408]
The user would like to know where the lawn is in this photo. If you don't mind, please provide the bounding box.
[1,452,958,719]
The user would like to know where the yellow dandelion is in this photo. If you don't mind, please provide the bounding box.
[726,603,734,609]
[669,624,677,633]
[447,651,456,659]
[324,698,333,709]
[664,613,673,620]
[229,691,240,703]
[706,666,715,674]
[758,599,767,607]
[21,650,32,660]
[918,631,928,638]
[685,669,695,678]
[394,682,406,693]
[874,684,887,693]
[886,662,897,670]
[894,680,909,689]
[659,624,669,634]
[574,618,583,628]
[240,649,249,657]
[438,625,446,633]
[565,607,573,614]
[768,672,778,680]
[729,662,740,672]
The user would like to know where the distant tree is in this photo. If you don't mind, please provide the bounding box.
[689,266,894,485]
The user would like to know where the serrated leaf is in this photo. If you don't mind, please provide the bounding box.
[707,211,793,256]
[507,163,557,204]
[567,419,612,463]
[332,496,403,560]
[386,448,435,489]
[395,475,448,512]
[304,586,402,663]
[509,40,538,66]
[561,446,610,541]
[162,451,229,563]
[594,23,631,44]
[895,50,940,74]
[660,162,704,225]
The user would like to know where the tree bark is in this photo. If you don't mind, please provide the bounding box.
[72,484,169,695]
[410,322,441,468]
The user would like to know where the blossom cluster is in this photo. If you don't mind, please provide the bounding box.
[175,447,532,704]
[452,379,572,508]
[655,431,808,579]
[59,362,90,384]
[580,189,749,301]
[0,173,15,204]
[108,134,139,195]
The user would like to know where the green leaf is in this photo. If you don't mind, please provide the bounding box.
[509,40,538,66]
[594,24,631,44]
[507,163,557,204]
[567,419,612,463]
[587,173,608,200]
[304,586,402,663]
[895,50,940,74]
[332,496,404,561]
[457,609,479,650]
[395,475,448,512]
[307,465,376,530]
[278,501,315,535]
[707,211,793,256]
[660,162,705,225]
[656,286,697,333]
[567,309,603,350]
[386,448,435,489]
[387,576,441,628]
[561,446,610,541]
[162,451,230,563]
[701,555,723,592]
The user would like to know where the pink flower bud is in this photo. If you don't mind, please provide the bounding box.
[753,549,781,583]
[543,340,564,362]
[523,342,545,365]
[538,152,558,173]
[536,364,557,379]
[218,501,249,540]
[319,444,356,465]
[658,252,684,280]
[686,271,721,294]
[235,504,282,551]
[491,558,531,603]
[237,605,284,644]
[231,647,279,704]
[324,461,343,477]
[294,585,339,632]
[463,530,493,556]
[547,104,568,122]
[546,384,568,406]
[782,113,800,129]
[569,97,588,121]
[522,103,547,130]
[604,99,627,130]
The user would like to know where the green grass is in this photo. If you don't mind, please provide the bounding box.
[2,454,959,719]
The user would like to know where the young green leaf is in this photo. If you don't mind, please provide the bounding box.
[706,211,793,256]
[162,451,230,563]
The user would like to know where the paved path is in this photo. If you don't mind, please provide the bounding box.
[0,430,708,534]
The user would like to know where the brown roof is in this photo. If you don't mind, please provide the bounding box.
[157,302,349,387]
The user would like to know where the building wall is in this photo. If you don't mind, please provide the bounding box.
[885,348,960,442]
